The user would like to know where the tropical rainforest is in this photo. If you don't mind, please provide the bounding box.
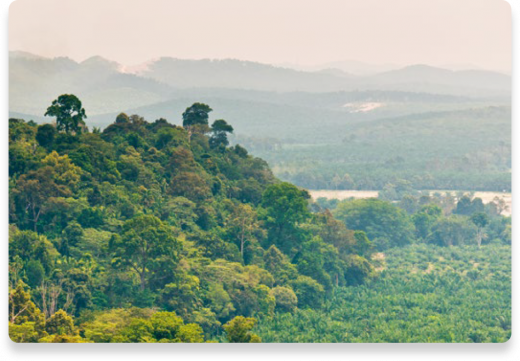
[8,95,511,343]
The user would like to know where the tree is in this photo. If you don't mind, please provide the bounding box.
[45,309,76,336]
[45,94,87,135]
[454,195,485,216]
[59,222,84,257]
[36,124,57,149]
[412,204,442,240]
[170,172,211,202]
[175,323,205,343]
[25,259,45,288]
[353,231,373,257]
[9,322,41,343]
[160,274,202,318]
[223,316,261,343]
[428,216,477,247]
[150,311,184,341]
[261,182,310,253]
[182,103,212,127]
[270,286,298,313]
[263,245,298,285]
[41,151,83,188]
[109,214,180,291]
[182,103,212,138]
[334,198,414,250]
[115,112,130,124]
[9,283,45,331]
[290,275,325,309]
[294,236,332,290]
[471,212,489,248]
[121,318,154,342]
[209,119,234,149]
[228,203,261,262]
[13,166,71,232]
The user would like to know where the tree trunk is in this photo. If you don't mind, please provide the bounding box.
[140,271,146,291]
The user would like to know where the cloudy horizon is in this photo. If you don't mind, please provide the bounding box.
[9,0,511,73]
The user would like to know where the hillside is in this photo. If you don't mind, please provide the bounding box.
[8,100,376,342]
[366,65,510,96]
[9,53,174,116]
[270,106,511,191]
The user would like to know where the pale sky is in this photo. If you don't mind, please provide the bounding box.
[9,0,511,71]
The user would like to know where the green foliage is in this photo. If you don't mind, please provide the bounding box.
[454,196,485,216]
[270,286,298,313]
[45,94,87,135]
[45,309,76,336]
[9,322,40,343]
[264,106,511,192]
[255,244,511,343]
[261,182,310,253]
[334,198,415,250]
[36,124,57,149]
[427,216,477,247]
[290,276,325,309]
[182,103,213,127]
[223,316,261,343]
[109,214,180,291]
[210,119,234,149]
[9,97,509,343]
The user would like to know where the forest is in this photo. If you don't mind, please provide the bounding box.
[252,106,511,192]
[8,94,511,343]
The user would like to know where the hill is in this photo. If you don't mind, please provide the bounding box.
[9,52,174,116]
[269,106,511,191]
[366,65,510,97]
[8,102,376,342]
[10,52,510,121]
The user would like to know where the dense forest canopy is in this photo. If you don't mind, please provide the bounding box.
[8,95,511,343]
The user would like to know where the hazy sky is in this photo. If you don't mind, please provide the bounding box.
[9,0,511,71]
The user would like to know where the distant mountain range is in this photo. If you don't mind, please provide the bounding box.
[9,51,511,123]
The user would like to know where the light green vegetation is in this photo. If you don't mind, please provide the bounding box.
[255,244,511,343]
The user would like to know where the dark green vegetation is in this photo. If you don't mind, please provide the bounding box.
[9,97,377,342]
[254,243,511,343]
[10,52,511,192]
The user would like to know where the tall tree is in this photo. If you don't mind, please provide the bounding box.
[45,94,87,135]
[182,103,212,138]
[471,212,489,248]
[209,119,233,149]
[261,182,310,253]
[228,203,261,262]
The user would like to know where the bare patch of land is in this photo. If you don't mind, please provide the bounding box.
[310,190,379,200]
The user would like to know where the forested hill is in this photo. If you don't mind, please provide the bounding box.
[8,97,375,342]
